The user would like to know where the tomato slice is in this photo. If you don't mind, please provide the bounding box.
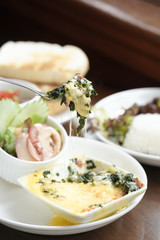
[0,90,20,102]
[27,123,61,161]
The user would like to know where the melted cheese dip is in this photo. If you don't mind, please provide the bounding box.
[26,163,125,214]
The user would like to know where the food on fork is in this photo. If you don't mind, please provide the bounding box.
[46,73,97,133]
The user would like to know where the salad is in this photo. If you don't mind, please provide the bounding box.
[0,89,20,102]
[90,98,160,145]
[0,99,62,161]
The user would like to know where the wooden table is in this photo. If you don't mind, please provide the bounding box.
[1,0,160,89]
[0,84,160,240]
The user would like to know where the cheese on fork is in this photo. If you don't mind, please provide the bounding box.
[46,74,97,133]
[64,78,91,117]
[47,74,96,117]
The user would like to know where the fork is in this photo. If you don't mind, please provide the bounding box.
[0,76,51,100]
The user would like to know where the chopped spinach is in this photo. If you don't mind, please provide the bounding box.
[51,179,56,183]
[45,74,97,134]
[43,170,51,178]
[77,113,86,134]
[67,177,74,183]
[124,173,134,182]
[43,189,50,193]
[110,172,124,186]
[38,180,45,185]
[46,84,66,105]
[89,203,103,208]
[71,158,78,163]
[86,160,96,169]
[78,172,94,184]
[68,166,75,176]
[124,182,139,194]
[110,172,140,193]
[69,101,75,111]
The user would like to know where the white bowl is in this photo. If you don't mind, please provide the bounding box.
[0,79,40,104]
[94,87,160,166]
[0,116,68,185]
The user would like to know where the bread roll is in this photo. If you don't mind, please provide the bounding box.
[0,41,89,84]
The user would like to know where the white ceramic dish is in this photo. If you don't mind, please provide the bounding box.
[19,157,146,224]
[0,116,68,184]
[0,137,147,235]
[94,87,160,167]
[0,79,40,104]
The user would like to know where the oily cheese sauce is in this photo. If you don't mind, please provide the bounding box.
[27,170,124,214]
[65,81,91,117]
[49,215,76,226]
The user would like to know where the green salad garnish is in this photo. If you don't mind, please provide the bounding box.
[91,98,160,145]
[0,99,48,155]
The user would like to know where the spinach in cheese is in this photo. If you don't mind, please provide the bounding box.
[46,74,97,133]
[26,157,143,215]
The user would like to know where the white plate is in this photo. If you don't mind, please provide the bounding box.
[94,87,160,167]
[0,137,147,235]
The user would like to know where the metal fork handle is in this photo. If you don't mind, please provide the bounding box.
[0,76,50,100]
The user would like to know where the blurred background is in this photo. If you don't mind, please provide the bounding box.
[0,0,160,90]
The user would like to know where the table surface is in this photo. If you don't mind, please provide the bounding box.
[1,0,160,84]
[0,83,160,240]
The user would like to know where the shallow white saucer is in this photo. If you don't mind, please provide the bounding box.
[0,137,147,235]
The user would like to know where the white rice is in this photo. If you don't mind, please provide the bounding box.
[123,113,160,155]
